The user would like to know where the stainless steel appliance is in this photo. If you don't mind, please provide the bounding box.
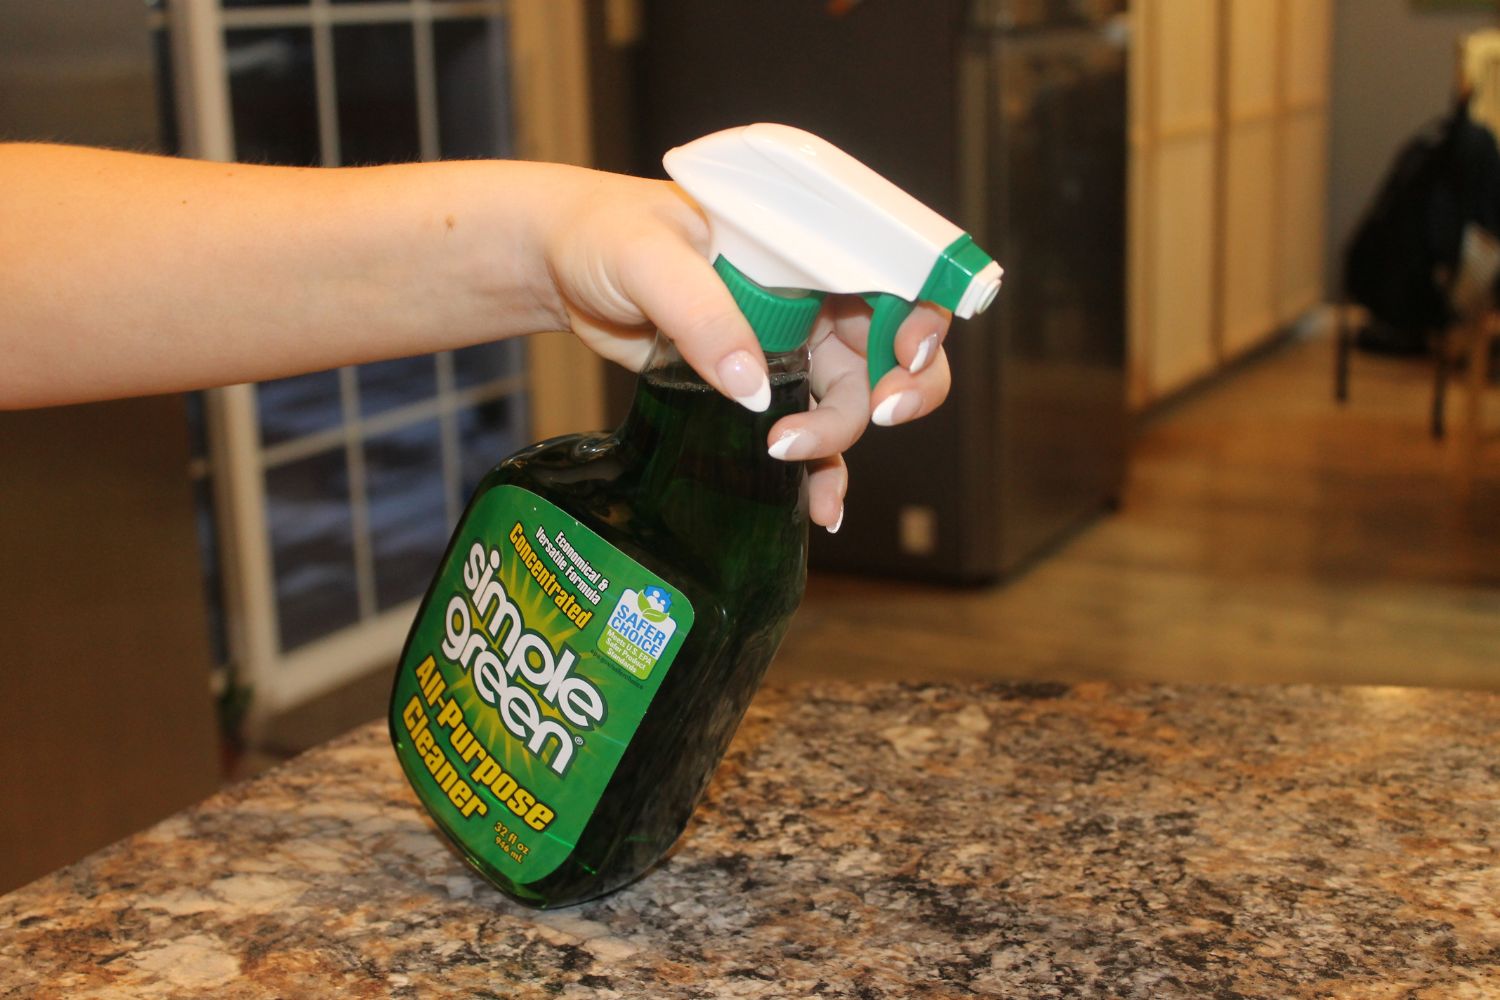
[633,0,1129,581]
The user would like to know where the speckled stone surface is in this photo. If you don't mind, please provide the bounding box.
[1,682,1496,998]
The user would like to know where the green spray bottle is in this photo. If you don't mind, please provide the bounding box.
[388,124,1002,908]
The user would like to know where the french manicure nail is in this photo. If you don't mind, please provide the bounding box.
[768,428,815,461]
[828,505,845,534]
[717,350,770,412]
[908,332,941,375]
[871,390,921,427]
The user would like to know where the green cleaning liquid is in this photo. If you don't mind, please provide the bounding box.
[388,338,809,907]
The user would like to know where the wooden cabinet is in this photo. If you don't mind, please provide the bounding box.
[1130,0,1332,409]
[1277,0,1333,321]
[1221,0,1280,359]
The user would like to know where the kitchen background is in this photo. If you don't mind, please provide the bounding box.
[1,0,1496,894]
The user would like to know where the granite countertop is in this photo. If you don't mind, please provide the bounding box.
[1,681,1496,998]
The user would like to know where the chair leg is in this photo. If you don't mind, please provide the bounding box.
[1458,314,1494,497]
[1433,338,1449,441]
[1334,302,1352,404]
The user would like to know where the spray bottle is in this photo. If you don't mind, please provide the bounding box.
[388,124,1001,908]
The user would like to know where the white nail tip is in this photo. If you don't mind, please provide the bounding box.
[768,430,802,460]
[872,393,909,427]
[828,506,845,534]
[909,334,939,375]
[734,379,771,413]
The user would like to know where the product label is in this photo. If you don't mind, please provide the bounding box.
[390,485,694,884]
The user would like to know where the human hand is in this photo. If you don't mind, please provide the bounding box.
[538,169,953,531]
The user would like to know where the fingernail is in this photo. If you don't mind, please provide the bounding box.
[872,391,921,427]
[908,332,941,375]
[768,428,818,461]
[828,505,845,534]
[717,350,770,412]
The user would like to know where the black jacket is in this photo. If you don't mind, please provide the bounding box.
[1345,98,1500,336]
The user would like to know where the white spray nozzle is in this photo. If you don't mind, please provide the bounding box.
[664,123,1001,383]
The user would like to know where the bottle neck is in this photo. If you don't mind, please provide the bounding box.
[618,334,811,464]
[616,333,810,583]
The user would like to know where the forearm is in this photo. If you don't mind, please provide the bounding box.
[0,144,575,408]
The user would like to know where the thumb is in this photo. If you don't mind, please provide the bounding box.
[617,231,769,411]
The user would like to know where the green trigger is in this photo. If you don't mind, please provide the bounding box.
[863,292,917,388]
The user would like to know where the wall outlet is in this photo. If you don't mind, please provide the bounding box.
[898,505,938,556]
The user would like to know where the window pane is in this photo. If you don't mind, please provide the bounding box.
[434,17,514,160]
[365,421,448,611]
[266,448,360,651]
[458,396,525,495]
[227,28,320,166]
[257,370,343,447]
[359,356,436,418]
[334,23,420,165]
[452,340,523,390]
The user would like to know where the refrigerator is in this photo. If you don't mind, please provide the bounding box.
[632,0,1129,582]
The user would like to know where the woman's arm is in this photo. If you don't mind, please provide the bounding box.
[0,144,577,407]
[0,143,955,528]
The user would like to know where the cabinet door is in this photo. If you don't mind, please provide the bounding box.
[1277,0,1332,319]
[1134,0,1221,398]
[1220,0,1279,358]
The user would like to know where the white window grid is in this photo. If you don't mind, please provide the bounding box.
[161,0,530,730]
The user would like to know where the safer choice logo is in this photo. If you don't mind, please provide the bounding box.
[599,586,678,680]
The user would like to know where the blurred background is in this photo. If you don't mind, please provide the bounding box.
[2,0,1498,891]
